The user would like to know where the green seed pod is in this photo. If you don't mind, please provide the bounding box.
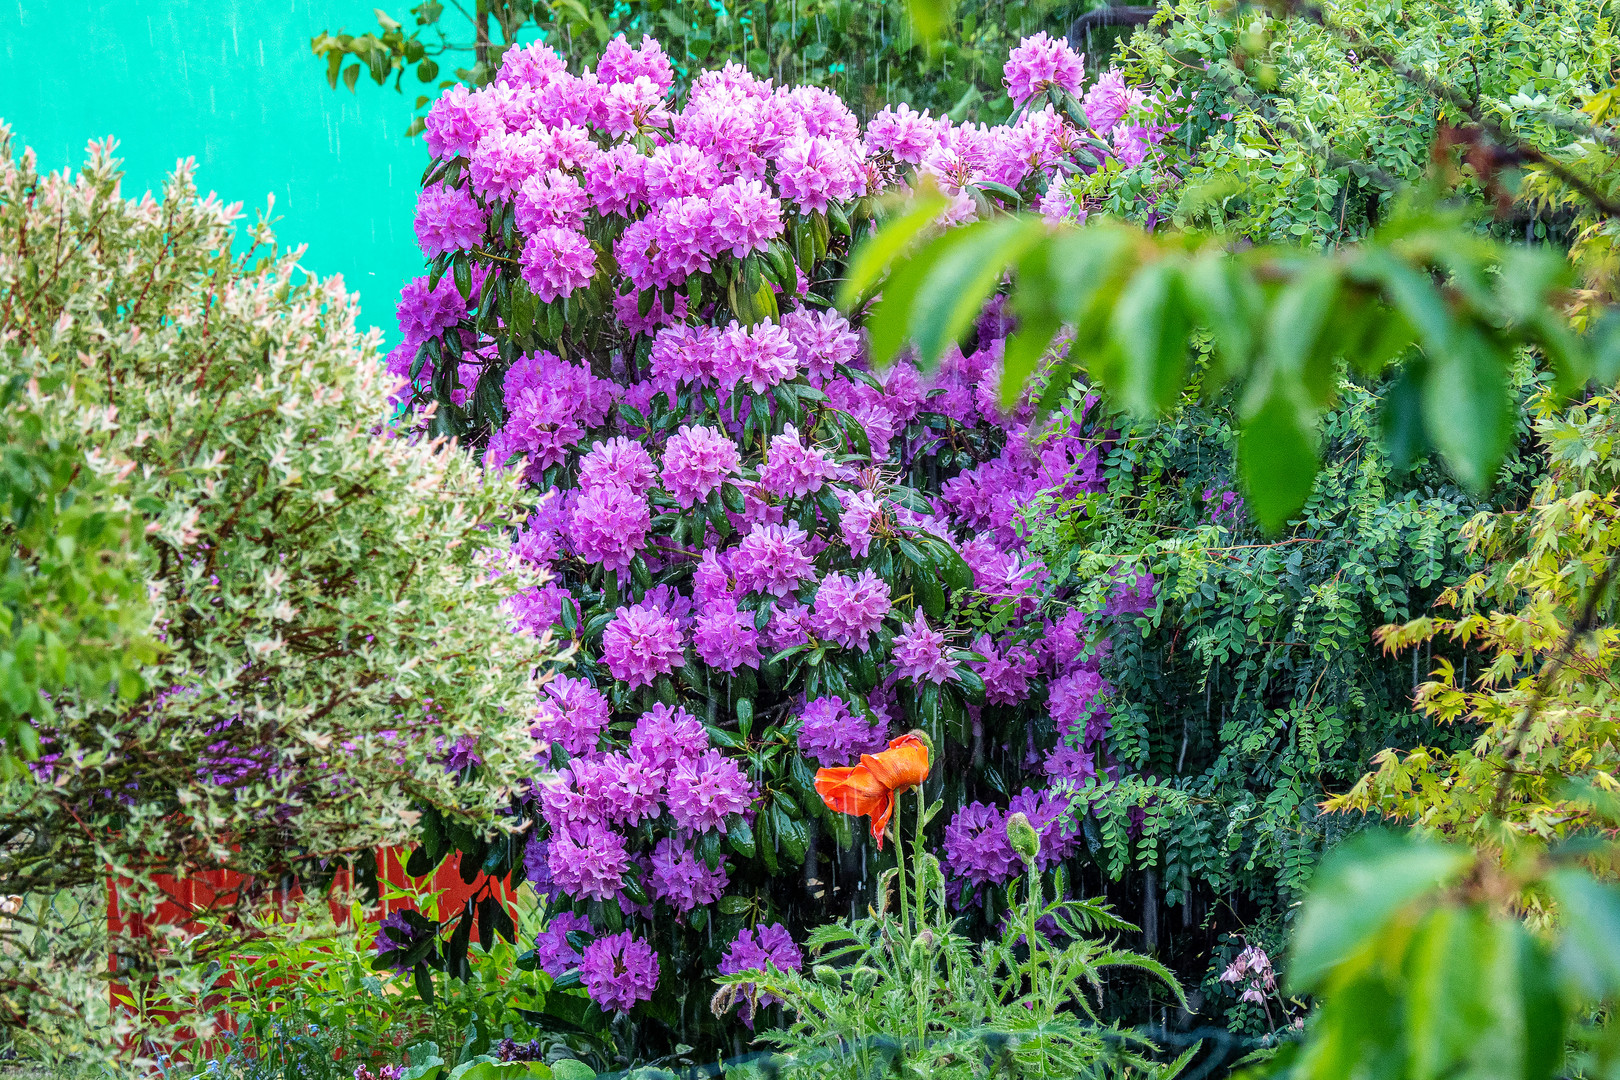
[1005,811,1041,866]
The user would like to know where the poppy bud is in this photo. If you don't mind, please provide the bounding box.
[813,964,841,989]
[1005,811,1040,866]
[851,966,880,994]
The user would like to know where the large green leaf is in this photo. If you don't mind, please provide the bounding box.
[864,224,980,369]
[907,215,1048,365]
[1420,323,1512,493]
[1294,972,1407,1080]
[1106,260,1192,416]
[1236,390,1320,532]
[1263,263,1341,408]
[1000,244,1066,407]
[1287,832,1469,993]
[1182,252,1263,380]
[836,189,949,309]
[1549,869,1620,1000]
[1047,225,1141,353]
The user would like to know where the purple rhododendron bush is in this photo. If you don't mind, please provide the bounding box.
[388,29,1168,1047]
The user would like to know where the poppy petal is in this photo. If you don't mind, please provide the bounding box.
[869,791,895,850]
[860,734,930,793]
[815,765,887,818]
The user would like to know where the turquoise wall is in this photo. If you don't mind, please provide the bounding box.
[3,0,429,344]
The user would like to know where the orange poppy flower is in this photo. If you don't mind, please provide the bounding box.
[813,733,930,849]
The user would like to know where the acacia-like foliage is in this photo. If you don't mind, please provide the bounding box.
[0,126,560,1052]
[1326,386,1620,860]
[1017,376,1537,1031]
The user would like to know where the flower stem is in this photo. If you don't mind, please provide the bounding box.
[1024,860,1044,1010]
[914,786,927,926]
[893,795,910,937]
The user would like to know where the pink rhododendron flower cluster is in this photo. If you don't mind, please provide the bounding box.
[392,31,1163,1021]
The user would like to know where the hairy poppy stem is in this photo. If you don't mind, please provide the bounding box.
[893,790,910,936]
[914,786,927,927]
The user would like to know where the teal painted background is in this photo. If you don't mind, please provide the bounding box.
[3,0,430,344]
